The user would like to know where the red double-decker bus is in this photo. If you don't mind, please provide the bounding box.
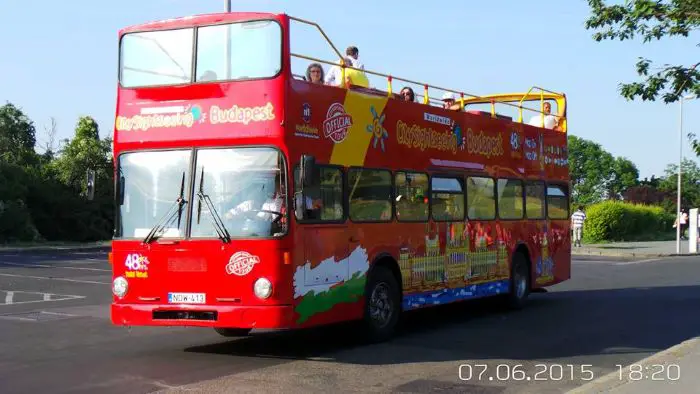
[109,11,571,342]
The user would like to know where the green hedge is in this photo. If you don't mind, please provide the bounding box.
[582,200,675,243]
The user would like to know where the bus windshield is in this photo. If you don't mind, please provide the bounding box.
[116,147,288,240]
[119,19,282,87]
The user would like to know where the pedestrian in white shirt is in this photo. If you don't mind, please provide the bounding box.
[571,205,586,247]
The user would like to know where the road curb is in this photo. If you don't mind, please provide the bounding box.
[567,337,700,393]
[572,250,698,258]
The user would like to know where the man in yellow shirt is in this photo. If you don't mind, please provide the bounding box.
[325,46,369,88]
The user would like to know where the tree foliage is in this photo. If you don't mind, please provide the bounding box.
[0,103,114,243]
[568,135,640,204]
[657,158,700,211]
[0,102,37,165]
[585,0,700,154]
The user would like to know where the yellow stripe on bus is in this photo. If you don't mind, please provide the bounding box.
[329,90,389,167]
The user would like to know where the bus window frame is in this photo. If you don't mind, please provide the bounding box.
[117,17,285,89]
[496,177,525,221]
[113,146,196,240]
[293,163,347,225]
[188,145,290,241]
[346,166,394,224]
[465,174,497,221]
[524,179,546,220]
[545,181,570,220]
[393,169,430,223]
[429,172,466,223]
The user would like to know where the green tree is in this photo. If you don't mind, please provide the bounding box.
[51,116,113,196]
[43,116,114,241]
[608,157,640,199]
[658,158,700,212]
[568,135,616,204]
[0,102,38,165]
[585,0,700,154]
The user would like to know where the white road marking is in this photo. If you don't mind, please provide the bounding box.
[0,290,86,306]
[614,258,666,265]
[573,259,619,264]
[0,273,109,285]
[40,311,79,317]
[0,261,111,272]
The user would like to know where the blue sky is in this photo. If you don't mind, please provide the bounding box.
[2,0,698,179]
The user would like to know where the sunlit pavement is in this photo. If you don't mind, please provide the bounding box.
[0,250,699,394]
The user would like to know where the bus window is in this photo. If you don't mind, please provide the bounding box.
[546,184,569,219]
[467,177,496,220]
[431,176,464,221]
[293,165,344,222]
[394,172,429,221]
[119,28,193,88]
[348,168,392,222]
[497,179,524,219]
[525,181,545,219]
[195,20,282,82]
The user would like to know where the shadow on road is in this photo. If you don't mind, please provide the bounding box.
[185,285,700,366]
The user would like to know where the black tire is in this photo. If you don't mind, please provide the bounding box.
[362,265,401,343]
[507,252,530,309]
[214,327,252,337]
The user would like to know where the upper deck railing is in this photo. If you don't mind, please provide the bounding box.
[288,16,567,133]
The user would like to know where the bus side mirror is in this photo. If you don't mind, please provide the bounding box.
[300,154,316,187]
[118,176,125,205]
[86,170,95,201]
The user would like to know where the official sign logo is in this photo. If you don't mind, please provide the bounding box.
[226,251,260,276]
[323,103,353,143]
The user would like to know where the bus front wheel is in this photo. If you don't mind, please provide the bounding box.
[214,327,252,337]
[362,265,401,343]
[507,251,530,309]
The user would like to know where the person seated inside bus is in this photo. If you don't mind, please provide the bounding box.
[305,63,325,84]
[527,101,559,129]
[400,86,415,102]
[198,70,217,82]
[224,177,285,223]
[294,193,323,220]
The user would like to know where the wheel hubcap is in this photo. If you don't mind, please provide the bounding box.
[369,282,392,328]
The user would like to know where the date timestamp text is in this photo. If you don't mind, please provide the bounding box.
[459,364,596,382]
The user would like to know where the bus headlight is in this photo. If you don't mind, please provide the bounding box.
[112,276,128,298]
[253,278,272,299]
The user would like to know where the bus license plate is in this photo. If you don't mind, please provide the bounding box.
[168,292,206,304]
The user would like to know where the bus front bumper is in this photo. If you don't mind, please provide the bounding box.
[111,303,295,328]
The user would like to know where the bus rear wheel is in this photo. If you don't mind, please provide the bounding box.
[507,251,530,309]
[214,327,252,337]
[362,265,401,343]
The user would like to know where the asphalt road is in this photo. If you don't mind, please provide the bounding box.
[0,251,699,394]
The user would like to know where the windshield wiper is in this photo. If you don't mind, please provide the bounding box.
[143,172,187,244]
[196,167,231,243]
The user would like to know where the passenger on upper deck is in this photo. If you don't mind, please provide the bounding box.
[400,86,415,102]
[325,46,368,88]
[527,101,559,129]
[441,92,459,110]
[305,63,325,84]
